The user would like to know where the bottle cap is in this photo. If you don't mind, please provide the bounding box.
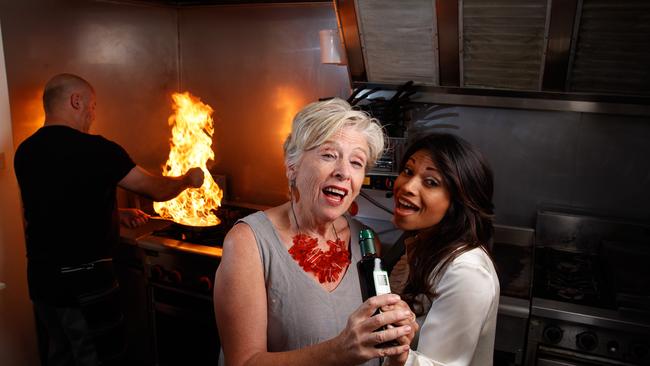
[359,229,374,240]
[359,229,376,256]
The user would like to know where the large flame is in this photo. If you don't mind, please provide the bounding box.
[153,92,223,226]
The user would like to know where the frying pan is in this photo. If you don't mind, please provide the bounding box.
[149,215,222,233]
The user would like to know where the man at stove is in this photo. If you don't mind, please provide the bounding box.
[14,73,204,366]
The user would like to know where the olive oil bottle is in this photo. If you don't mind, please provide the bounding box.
[357,229,390,300]
[357,229,396,348]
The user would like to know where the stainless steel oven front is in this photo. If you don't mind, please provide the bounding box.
[145,248,221,366]
[528,312,650,366]
[525,209,650,366]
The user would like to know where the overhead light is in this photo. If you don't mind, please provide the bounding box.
[319,29,346,65]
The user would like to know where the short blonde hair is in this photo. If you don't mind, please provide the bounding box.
[283,98,385,173]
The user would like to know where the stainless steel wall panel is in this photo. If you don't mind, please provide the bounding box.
[0,0,179,170]
[408,103,650,226]
[178,4,350,205]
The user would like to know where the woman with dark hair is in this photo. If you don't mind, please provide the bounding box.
[385,133,499,366]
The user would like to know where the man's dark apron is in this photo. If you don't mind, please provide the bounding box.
[63,259,125,364]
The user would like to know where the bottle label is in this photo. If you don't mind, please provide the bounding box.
[373,269,391,295]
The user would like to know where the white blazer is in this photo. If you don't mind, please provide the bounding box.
[390,247,500,366]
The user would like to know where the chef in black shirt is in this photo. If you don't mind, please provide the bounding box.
[14,73,204,365]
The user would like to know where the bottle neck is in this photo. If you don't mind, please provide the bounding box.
[359,238,377,258]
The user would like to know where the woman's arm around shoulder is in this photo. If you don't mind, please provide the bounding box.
[399,250,499,366]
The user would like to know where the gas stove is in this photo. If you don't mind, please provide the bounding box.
[136,202,263,366]
[138,203,259,257]
[525,208,650,366]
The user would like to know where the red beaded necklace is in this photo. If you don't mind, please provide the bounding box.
[287,202,351,283]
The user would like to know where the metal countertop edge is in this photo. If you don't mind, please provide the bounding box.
[498,296,531,318]
[532,298,650,333]
[135,235,223,258]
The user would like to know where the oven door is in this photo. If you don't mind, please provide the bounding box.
[150,283,220,365]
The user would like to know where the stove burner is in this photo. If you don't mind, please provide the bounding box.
[546,256,598,301]
[557,287,584,301]
[556,261,580,273]
[534,248,607,307]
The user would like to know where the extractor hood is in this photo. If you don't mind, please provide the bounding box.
[127,0,331,5]
[334,0,650,115]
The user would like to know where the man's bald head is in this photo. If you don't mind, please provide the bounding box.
[42,73,96,132]
[43,73,93,115]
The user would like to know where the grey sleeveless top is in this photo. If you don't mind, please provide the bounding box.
[218,211,378,366]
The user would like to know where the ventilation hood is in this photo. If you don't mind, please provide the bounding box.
[335,0,650,115]
[127,0,330,5]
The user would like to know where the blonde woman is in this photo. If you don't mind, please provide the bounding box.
[214,98,417,366]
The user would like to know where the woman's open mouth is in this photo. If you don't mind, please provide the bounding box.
[395,197,420,213]
[322,186,348,203]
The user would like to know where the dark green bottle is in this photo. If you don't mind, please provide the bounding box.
[357,229,396,348]
[357,229,379,301]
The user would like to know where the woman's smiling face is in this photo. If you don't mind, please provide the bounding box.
[291,125,369,224]
[392,149,451,231]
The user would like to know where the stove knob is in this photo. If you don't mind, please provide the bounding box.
[607,341,619,354]
[167,270,182,284]
[576,331,598,351]
[151,265,164,280]
[543,326,563,344]
[198,276,213,291]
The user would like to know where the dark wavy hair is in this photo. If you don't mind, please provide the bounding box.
[399,133,495,315]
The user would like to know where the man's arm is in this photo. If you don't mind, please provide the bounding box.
[118,166,204,202]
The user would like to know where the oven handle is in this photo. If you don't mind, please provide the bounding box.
[536,358,582,366]
[152,301,213,321]
[538,345,638,366]
[150,283,214,321]
[149,282,212,301]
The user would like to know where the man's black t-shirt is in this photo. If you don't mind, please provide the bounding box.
[14,125,135,304]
